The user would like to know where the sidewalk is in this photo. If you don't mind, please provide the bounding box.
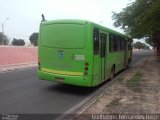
[76,55,160,119]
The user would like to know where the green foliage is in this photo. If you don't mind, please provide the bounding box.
[12,38,25,46]
[0,32,9,45]
[133,41,150,50]
[112,0,160,41]
[133,42,144,49]
[29,33,39,46]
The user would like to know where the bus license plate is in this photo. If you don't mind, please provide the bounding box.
[55,77,64,82]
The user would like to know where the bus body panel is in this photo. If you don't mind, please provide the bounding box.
[107,51,126,73]
[38,20,94,87]
[38,71,93,87]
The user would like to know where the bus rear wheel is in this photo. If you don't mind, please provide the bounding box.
[110,66,115,80]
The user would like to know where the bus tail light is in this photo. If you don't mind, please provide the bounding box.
[85,67,88,70]
[85,63,89,66]
[38,58,41,69]
[84,62,89,76]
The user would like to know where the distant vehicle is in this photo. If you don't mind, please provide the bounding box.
[38,19,132,87]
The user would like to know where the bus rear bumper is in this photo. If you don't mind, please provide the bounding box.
[38,70,93,87]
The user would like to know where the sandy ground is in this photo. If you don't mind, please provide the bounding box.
[76,55,160,119]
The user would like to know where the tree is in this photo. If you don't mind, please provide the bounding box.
[133,42,145,50]
[0,32,9,45]
[112,0,160,55]
[133,42,150,50]
[29,33,38,46]
[12,38,25,46]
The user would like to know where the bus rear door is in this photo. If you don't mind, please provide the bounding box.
[93,29,108,85]
[100,33,107,82]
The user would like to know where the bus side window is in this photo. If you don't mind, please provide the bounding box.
[109,34,115,52]
[121,37,125,51]
[121,37,123,51]
[116,35,121,51]
[93,28,99,55]
[128,39,132,50]
[114,35,117,51]
[119,36,122,51]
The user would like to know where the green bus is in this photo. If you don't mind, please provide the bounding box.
[38,19,132,87]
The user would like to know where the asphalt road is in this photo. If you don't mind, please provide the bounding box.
[0,51,153,116]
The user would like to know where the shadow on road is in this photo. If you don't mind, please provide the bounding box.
[43,79,112,97]
[44,84,97,96]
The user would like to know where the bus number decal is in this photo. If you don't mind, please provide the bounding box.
[75,55,85,61]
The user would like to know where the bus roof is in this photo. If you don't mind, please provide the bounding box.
[41,19,88,25]
[41,19,131,39]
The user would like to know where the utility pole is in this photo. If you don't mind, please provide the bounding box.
[1,18,9,45]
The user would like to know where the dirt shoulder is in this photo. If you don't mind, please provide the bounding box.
[76,55,160,119]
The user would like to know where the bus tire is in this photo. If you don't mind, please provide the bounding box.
[110,66,115,80]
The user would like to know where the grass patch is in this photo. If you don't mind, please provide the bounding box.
[127,72,143,88]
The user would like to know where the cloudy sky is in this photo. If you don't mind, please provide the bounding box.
[0,0,133,45]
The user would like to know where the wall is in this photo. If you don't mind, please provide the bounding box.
[0,46,38,66]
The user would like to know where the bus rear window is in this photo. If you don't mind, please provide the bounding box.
[40,24,85,48]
